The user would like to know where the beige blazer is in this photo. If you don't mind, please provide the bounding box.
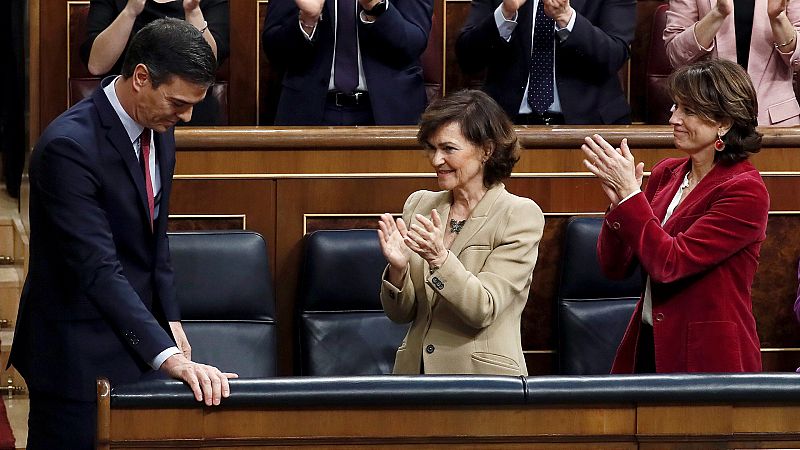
[380,183,544,376]
[664,0,800,125]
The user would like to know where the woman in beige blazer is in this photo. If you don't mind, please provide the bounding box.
[378,90,544,376]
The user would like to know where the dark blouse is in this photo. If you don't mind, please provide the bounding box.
[79,0,230,125]
[733,0,754,70]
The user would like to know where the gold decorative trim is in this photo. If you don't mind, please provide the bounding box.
[303,213,399,235]
[168,213,247,230]
[66,1,91,108]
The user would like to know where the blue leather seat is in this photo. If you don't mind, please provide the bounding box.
[556,217,641,375]
[169,231,277,377]
[297,229,409,376]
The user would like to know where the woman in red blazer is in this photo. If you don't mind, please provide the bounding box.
[581,59,769,373]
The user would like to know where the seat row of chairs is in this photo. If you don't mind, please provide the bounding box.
[170,217,641,378]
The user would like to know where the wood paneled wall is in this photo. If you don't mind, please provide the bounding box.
[32,0,671,142]
[168,126,800,376]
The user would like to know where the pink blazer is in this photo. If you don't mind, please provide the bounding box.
[599,157,769,373]
[664,0,800,125]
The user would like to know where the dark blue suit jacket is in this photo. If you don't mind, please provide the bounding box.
[455,0,635,124]
[262,0,433,125]
[10,79,179,401]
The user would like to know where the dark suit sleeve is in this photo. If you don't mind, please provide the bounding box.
[80,0,119,67]
[358,0,433,66]
[262,0,318,68]
[203,0,230,64]
[154,233,179,321]
[36,136,176,362]
[455,0,515,74]
[559,0,635,75]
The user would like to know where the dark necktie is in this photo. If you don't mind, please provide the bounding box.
[334,0,359,93]
[527,0,555,114]
[139,129,155,230]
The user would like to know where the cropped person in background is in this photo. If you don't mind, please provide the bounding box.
[455,0,635,125]
[378,90,544,375]
[584,59,768,373]
[13,19,237,449]
[80,0,229,125]
[262,0,433,125]
[665,0,800,125]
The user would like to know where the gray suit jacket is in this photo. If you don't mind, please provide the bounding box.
[381,183,544,375]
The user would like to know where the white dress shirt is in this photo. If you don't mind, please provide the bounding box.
[493,2,577,114]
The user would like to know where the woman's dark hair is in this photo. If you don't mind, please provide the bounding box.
[667,59,761,164]
[121,18,216,88]
[417,90,520,187]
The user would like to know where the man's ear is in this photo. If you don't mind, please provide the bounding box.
[132,64,150,92]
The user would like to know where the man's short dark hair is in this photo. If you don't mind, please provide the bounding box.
[121,17,216,88]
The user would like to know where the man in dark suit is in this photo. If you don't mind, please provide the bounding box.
[455,0,635,125]
[262,0,433,125]
[10,18,237,449]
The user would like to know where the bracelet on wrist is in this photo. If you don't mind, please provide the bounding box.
[197,20,209,34]
[775,34,796,49]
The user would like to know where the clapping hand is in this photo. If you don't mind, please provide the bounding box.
[714,0,733,17]
[183,0,201,12]
[296,0,325,20]
[581,135,644,206]
[404,210,448,268]
[768,0,789,20]
[543,0,573,28]
[501,0,527,19]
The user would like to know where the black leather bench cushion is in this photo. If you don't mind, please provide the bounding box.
[557,217,642,375]
[300,313,408,375]
[183,322,277,378]
[524,373,800,404]
[111,374,800,408]
[111,375,526,407]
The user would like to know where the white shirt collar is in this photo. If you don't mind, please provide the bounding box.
[103,76,145,144]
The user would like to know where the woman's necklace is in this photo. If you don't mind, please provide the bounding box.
[449,219,467,234]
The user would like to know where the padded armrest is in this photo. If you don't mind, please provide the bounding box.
[110,374,800,408]
[110,375,526,408]
[524,373,800,404]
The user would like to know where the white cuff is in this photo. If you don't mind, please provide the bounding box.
[555,7,577,32]
[151,346,181,370]
[494,4,518,42]
[299,18,318,40]
[617,189,642,206]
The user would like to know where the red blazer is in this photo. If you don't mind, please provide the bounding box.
[598,157,768,373]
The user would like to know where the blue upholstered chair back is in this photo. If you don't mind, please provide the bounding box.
[557,217,641,374]
[169,231,277,377]
[298,229,409,376]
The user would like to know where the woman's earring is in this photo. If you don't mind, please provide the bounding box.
[714,131,726,151]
